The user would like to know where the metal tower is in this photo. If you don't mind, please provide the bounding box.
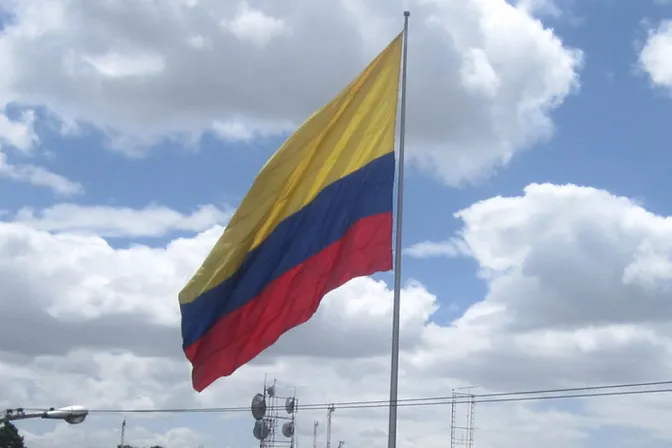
[264,378,278,448]
[251,377,298,448]
[450,391,456,448]
[466,393,475,448]
[449,388,476,448]
[325,404,335,448]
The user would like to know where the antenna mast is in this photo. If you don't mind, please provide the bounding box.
[251,376,299,448]
[326,404,335,448]
[120,419,126,448]
[450,388,476,448]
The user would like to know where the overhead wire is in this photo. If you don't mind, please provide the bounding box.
[83,379,672,415]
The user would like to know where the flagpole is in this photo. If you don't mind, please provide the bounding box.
[387,10,410,448]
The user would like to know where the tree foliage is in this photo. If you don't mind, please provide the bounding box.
[0,422,26,448]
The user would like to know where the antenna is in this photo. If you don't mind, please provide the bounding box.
[120,418,126,448]
[326,404,335,448]
[252,376,299,448]
[313,421,319,448]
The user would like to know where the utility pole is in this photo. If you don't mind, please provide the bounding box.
[313,421,319,448]
[325,404,335,448]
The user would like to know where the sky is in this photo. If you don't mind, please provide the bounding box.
[2,0,672,447]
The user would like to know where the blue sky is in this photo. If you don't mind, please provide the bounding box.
[3,0,672,447]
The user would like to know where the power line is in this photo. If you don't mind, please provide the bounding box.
[82,379,672,415]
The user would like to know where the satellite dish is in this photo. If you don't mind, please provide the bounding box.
[285,397,296,414]
[253,420,271,440]
[282,421,295,438]
[251,393,267,420]
[266,385,276,397]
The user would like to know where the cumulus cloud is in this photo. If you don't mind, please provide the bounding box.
[23,424,208,448]
[516,0,562,17]
[405,238,469,258]
[0,98,78,196]
[0,0,581,184]
[0,152,83,196]
[6,184,672,446]
[0,221,221,328]
[0,217,457,448]
[640,20,672,89]
[453,183,672,330]
[268,279,436,359]
[0,219,433,362]
[10,203,233,237]
[0,110,37,151]
[410,183,672,390]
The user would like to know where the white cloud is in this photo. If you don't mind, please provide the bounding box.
[0,218,430,356]
[0,152,83,196]
[0,110,37,151]
[0,107,80,196]
[405,238,469,258]
[222,1,290,48]
[0,0,582,184]
[640,20,672,89]
[516,0,562,17]
[409,184,672,388]
[425,183,672,326]
[82,49,166,79]
[11,203,233,237]
[5,185,672,446]
[0,221,220,325]
[23,424,208,448]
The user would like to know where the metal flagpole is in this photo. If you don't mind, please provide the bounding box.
[387,10,410,448]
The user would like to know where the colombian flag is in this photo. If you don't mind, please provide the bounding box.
[179,33,403,392]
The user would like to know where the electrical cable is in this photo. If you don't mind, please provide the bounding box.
[83,379,672,415]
